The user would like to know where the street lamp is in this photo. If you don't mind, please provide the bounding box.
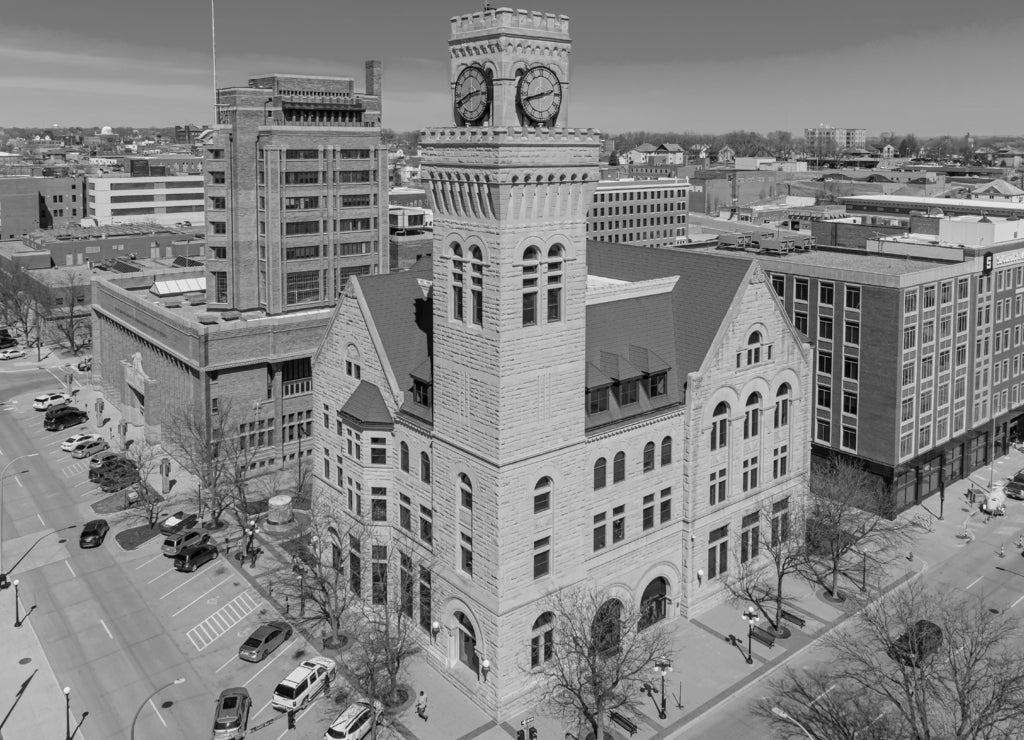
[0,453,40,588]
[130,677,186,740]
[741,605,760,665]
[771,706,814,739]
[653,656,673,719]
[64,686,71,740]
[13,579,20,627]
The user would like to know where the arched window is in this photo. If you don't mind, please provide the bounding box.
[613,451,626,483]
[450,243,465,321]
[744,393,761,439]
[593,458,606,490]
[345,344,361,379]
[661,436,673,466]
[592,599,623,656]
[522,246,540,327]
[420,452,431,483]
[747,331,762,365]
[400,441,409,473]
[534,477,552,514]
[455,611,479,672]
[643,442,656,472]
[711,402,729,450]
[775,384,791,428]
[459,473,473,510]
[469,245,484,326]
[531,612,554,667]
[547,244,564,323]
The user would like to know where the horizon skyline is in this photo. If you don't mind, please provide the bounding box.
[2,1,1024,136]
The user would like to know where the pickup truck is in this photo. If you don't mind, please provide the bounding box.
[160,511,199,536]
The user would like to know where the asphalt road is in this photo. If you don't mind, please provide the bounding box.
[0,364,334,739]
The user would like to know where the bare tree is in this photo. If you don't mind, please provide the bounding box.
[534,586,673,739]
[119,436,164,527]
[0,270,43,345]
[44,270,92,353]
[804,454,911,600]
[722,496,806,632]
[756,581,1024,740]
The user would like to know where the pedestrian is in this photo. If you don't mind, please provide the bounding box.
[415,690,428,721]
[1018,534,1023,549]
[250,547,260,568]
[1000,544,1006,558]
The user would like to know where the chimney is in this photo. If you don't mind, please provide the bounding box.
[365,60,382,98]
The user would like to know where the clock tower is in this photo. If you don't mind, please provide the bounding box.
[420,7,601,717]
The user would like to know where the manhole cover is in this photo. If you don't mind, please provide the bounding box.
[18,658,31,665]
[161,700,174,709]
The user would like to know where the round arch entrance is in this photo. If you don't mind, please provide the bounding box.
[639,576,669,630]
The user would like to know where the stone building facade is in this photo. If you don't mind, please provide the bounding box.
[310,5,812,723]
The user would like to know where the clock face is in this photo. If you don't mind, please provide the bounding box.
[454,66,489,124]
[517,66,562,125]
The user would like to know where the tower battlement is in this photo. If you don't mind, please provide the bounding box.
[420,126,601,145]
[450,7,569,39]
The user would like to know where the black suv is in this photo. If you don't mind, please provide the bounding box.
[44,406,88,431]
[0,336,16,349]
[888,619,943,666]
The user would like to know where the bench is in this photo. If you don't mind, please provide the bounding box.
[608,710,638,736]
[780,609,806,629]
[750,625,776,649]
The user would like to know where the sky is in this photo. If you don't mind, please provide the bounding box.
[2,0,1024,136]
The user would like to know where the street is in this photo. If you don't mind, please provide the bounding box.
[0,362,336,739]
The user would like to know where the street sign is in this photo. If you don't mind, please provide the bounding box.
[248,713,284,732]
[521,716,535,725]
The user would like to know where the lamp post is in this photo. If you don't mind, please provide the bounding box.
[771,706,814,739]
[13,579,20,627]
[741,605,760,665]
[653,656,673,719]
[1,453,39,588]
[130,677,185,740]
[64,686,71,740]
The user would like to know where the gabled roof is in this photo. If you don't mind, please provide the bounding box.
[658,143,684,152]
[633,143,656,152]
[339,380,393,428]
[973,178,1024,196]
[586,241,752,392]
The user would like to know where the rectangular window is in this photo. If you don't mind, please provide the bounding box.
[460,533,473,575]
[819,316,833,340]
[773,445,788,478]
[533,537,551,579]
[212,272,228,303]
[816,420,831,443]
[903,326,917,350]
[660,487,671,523]
[285,270,320,305]
[709,468,726,506]
[795,279,808,302]
[399,494,411,531]
[818,351,832,375]
[923,285,936,309]
[842,391,858,415]
[593,512,607,551]
[771,274,785,297]
[612,505,626,543]
[642,493,655,531]
[371,547,388,605]
[846,285,861,310]
[618,379,639,406]
[905,290,918,313]
[740,512,760,564]
[707,526,728,580]
[370,437,387,465]
[817,386,832,409]
[648,372,667,398]
[742,457,759,491]
[844,358,859,381]
[418,567,432,632]
[419,506,433,545]
[284,171,319,185]
[588,387,609,414]
[771,499,790,546]
[371,487,387,522]
[547,286,562,322]
[819,282,834,305]
[841,426,857,450]
[794,312,808,334]
[845,321,860,346]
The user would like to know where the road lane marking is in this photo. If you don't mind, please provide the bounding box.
[966,575,984,590]
[276,702,315,740]
[37,513,44,525]
[216,654,237,674]
[810,683,836,705]
[136,553,165,570]
[186,591,261,651]
[253,698,273,720]
[148,698,167,727]
[241,638,299,687]
[147,567,174,584]
[100,619,112,639]
[159,569,208,600]
[172,575,232,617]
[1013,593,1024,609]
[65,561,76,578]
[15,476,23,488]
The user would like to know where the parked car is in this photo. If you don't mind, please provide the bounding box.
[0,349,26,360]
[77,356,92,372]
[324,700,382,740]
[33,391,71,411]
[44,406,88,431]
[211,687,251,740]
[71,439,109,459]
[160,511,199,536]
[887,619,943,666]
[1006,481,1024,501]
[161,529,208,557]
[173,542,219,572]
[239,621,292,663]
[98,467,141,493]
[1012,468,1024,486]
[61,432,101,452]
[79,519,110,548]
[272,657,337,711]
[0,336,17,349]
[89,450,124,471]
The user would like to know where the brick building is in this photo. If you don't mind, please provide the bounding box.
[0,176,86,238]
[311,6,812,722]
[586,178,689,248]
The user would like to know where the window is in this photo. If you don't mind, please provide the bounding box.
[470,246,484,326]
[902,362,915,387]
[794,312,808,334]
[841,426,857,450]
[844,358,859,381]
[285,270,320,305]
[370,437,387,465]
[819,282,834,305]
[661,436,672,465]
[612,505,626,543]
[817,420,831,443]
[775,385,790,428]
[459,473,473,511]
[547,245,563,322]
[460,533,473,575]
[845,285,861,310]
[903,326,917,350]
[594,458,607,490]
[740,512,760,564]
[923,285,936,309]
[643,493,655,531]
[588,387,609,414]
[710,402,729,450]
[413,380,431,407]
[648,372,667,398]
[419,567,432,632]
[534,477,552,514]
[451,244,465,321]
[419,506,433,545]
[613,452,626,483]
[533,537,551,578]
[643,442,656,472]
[901,398,914,422]
[400,442,409,472]
[212,271,228,303]
[773,445,788,478]
[795,279,808,302]
[747,332,762,364]
[618,379,639,406]
[371,545,388,604]
[399,494,411,531]
[531,613,554,667]
[743,393,761,439]
[420,452,431,483]
[707,526,728,580]
[709,468,727,506]
[842,391,858,415]
[940,281,952,304]
[742,456,759,492]
[819,316,833,341]
[771,274,785,297]
[211,397,219,415]
[771,499,790,546]
[818,351,832,375]
[371,487,387,522]
[593,512,607,551]
[817,386,832,409]
[845,321,860,346]
[349,535,362,596]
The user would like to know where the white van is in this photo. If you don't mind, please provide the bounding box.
[272,657,337,711]
[983,484,1007,516]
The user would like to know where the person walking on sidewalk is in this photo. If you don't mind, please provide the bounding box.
[415,690,428,721]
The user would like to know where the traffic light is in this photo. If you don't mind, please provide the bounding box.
[517,731,525,740]
[287,710,297,730]
[529,728,538,739]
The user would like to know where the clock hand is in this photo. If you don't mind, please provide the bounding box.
[524,90,552,101]
[458,90,482,104]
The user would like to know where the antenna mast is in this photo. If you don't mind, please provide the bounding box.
[211,0,218,123]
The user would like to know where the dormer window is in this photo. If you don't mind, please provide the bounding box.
[647,372,667,398]
[588,386,609,414]
[413,379,431,407]
[617,379,639,406]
